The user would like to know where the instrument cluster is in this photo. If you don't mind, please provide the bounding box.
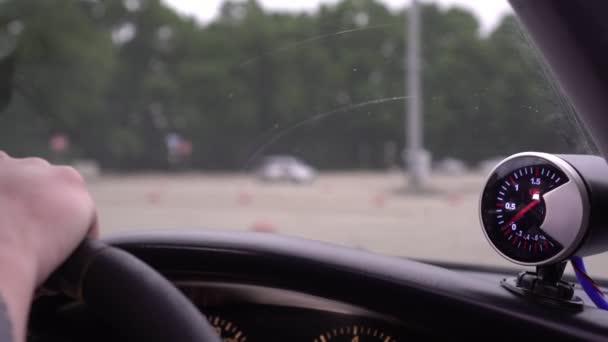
[179,282,419,341]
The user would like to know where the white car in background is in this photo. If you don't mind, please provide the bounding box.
[255,155,317,184]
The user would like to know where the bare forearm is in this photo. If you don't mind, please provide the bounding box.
[0,251,37,342]
[0,294,13,342]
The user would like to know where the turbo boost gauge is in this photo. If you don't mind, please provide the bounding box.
[480,152,589,266]
[480,152,608,307]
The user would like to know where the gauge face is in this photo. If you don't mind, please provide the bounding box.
[314,325,397,342]
[208,315,247,342]
[480,156,569,264]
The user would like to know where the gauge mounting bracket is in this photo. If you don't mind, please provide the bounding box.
[501,262,584,310]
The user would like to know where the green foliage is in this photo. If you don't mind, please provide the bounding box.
[0,0,593,169]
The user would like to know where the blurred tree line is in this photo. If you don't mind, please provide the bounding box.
[0,0,595,170]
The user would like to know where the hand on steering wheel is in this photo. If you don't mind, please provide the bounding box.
[0,152,219,341]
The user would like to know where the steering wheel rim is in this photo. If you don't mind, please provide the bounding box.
[46,239,220,342]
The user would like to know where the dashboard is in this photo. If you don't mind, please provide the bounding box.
[179,282,414,341]
[29,229,608,341]
[30,280,419,341]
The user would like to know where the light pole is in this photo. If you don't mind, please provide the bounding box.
[405,0,426,192]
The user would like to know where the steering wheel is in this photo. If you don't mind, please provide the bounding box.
[46,239,221,342]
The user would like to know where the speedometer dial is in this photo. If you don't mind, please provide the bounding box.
[208,315,247,342]
[480,153,589,265]
[314,325,397,342]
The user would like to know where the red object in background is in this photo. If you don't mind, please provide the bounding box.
[446,193,463,206]
[250,220,277,233]
[178,139,193,157]
[237,191,253,206]
[49,134,70,153]
[373,194,386,207]
[145,191,162,204]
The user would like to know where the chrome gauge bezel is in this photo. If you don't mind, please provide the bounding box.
[479,152,590,266]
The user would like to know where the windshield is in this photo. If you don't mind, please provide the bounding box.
[0,0,599,271]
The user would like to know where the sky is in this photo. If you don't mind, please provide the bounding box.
[163,0,513,34]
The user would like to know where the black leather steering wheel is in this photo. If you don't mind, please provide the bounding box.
[47,239,220,342]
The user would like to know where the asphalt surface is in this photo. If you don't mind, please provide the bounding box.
[88,171,608,277]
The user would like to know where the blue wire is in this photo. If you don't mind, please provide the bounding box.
[571,256,608,310]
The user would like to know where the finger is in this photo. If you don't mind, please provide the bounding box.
[0,150,9,160]
[54,165,84,184]
[20,157,50,166]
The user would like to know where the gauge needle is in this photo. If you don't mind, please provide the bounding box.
[501,199,541,230]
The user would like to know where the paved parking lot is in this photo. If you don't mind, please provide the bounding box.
[89,171,608,277]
